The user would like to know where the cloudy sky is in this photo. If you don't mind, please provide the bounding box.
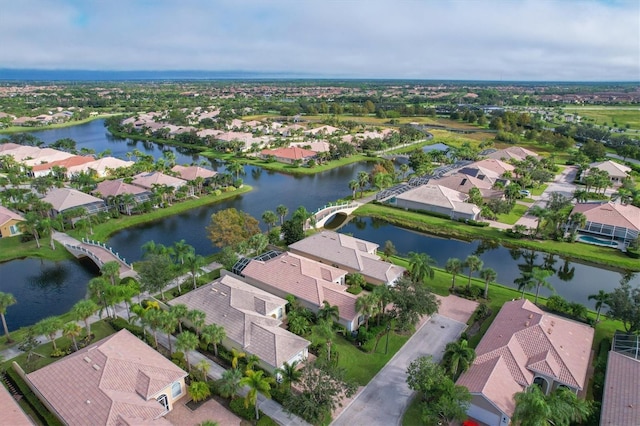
[1,0,638,81]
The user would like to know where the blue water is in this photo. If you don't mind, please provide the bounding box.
[578,235,619,247]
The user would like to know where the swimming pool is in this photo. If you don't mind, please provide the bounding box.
[577,235,619,247]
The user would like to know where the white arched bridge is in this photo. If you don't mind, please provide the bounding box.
[52,232,137,279]
[305,201,361,230]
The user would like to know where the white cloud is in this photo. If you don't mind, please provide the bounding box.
[0,0,638,80]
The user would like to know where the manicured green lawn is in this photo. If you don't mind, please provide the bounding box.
[530,184,548,196]
[0,235,73,263]
[496,204,529,225]
[402,395,424,426]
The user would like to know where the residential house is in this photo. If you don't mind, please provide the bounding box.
[456,299,594,426]
[0,206,24,238]
[93,179,152,212]
[23,329,187,426]
[434,173,504,200]
[234,251,363,331]
[571,201,640,244]
[30,155,96,178]
[600,332,640,426]
[484,146,539,162]
[389,184,481,221]
[259,146,317,164]
[0,145,42,162]
[171,164,217,182]
[587,160,631,186]
[457,159,514,187]
[170,274,310,372]
[66,157,134,178]
[41,187,107,216]
[288,231,406,285]
[290,140,332,153]
[0,382,33,425]
[20,148,75,168]
[131,171,188,192]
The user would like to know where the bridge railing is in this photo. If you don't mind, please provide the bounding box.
[64,243,106,268]
[80,238,132,268]
[312,201,359,220]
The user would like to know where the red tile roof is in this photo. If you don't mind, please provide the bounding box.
[30,155,95,172]
[260,146,316,160]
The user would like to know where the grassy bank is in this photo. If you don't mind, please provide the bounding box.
[0,114,118,135]
[355,203,640,271]
[0,236,73,263]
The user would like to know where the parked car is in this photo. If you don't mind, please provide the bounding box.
[519,189,531,197]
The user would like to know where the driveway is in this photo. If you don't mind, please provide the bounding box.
[332,295,476,426]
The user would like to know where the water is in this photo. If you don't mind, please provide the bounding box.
[1,120,637,329]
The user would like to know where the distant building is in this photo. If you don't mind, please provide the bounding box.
[259,146,317,164]
[389,184,481,221]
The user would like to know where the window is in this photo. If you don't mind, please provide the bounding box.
[171,382,182,398]
[157,394,169,411]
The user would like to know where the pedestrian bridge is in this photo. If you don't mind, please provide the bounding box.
[306,202,361,230]
[52,232,137,279]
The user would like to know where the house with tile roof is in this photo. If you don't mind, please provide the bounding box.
[131,171,188,191]
[41,187,108,216]
[23,329,187,426]
[0,382,33,425]
[288,231,405,286]
[66,157,134,178]
[600,332,640,426]
[234,252,363,331]
[259,146,317,164]
[93,179,152,213]
[456,299,594,426]
[30,155,96,178]
[389,184,481,221]
[571,201,640,244]
[0,205,24,238]
[484,146,539,162]
[171,164,217,181]
[21,148,75,167]
[433,173,504,200]
[586,160,631,186]
[170,274,310,372]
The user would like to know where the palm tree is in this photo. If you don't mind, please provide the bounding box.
[186,309,206,336]
[372,284,393,324]
[201,323,226,356]
[357,171,370,198]
[176,331,199,372]
[348,179,359,199]
[159,310,179,354]
[531,267,554,304]
[528,205,547,237]
[145,308,164,349]
[479,268,497,299]
[512,385,591,426]
[71,299,98,338]
[100,261,120,286]
[188,381,211,403]
[317,301,340,323]
[407,251,436,284]
[588,290,610,322]
[0,292,17,343]
[172,239,194,266]
[464,255,484,291]
[34,316,63,352]
[195,359,211,381]
[231,347,246,370]
[170,304,189,333]
[240,370,274,420]
[442,339,476,379]
[356,293,379,329]
[219,368,243,399]
[246,354,261,371]
[276,204,288,225]
[226,160,245,180]
[261,210,278,231]
[316,319,335,361]
[274,360,301,390]
[63,322,82,352]
[184,252,206,290]
[20,212,41,248]
[445,258,463,290]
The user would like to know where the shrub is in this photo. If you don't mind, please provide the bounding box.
[107,318,144,338]
[229,397,255,420]
[474,303,491,322]
[346,285,363,295]
[546,295,570,313]
[626,249,640,259]
[171,351,187,370]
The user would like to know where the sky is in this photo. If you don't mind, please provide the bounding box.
[1,0,639,81]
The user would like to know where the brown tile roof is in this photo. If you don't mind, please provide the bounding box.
[288,231,405,284]
[457,299,594,417]
[27,329,187,426]
[171,165,217,181]
[600,351,640,426]
[260,146,316,160]
[169,275,309,369]
[241,252,357,323]
[132,172,187,189]
[0,383,34,425]
[41,188,105,212]
[94,179,151,198]
[572,202,640,231]
[0,205,24,227]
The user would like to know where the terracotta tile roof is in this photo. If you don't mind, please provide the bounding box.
[0,383,33,425]
[572,202,640,231]
[0,205,24,227]
[260,146,316,160]
[171,165,217,181]
[169,274,309,369]
[41,188,105,212]
[94,180,150,198]
[132,172,187,190]
[289,231,405,284]
[27,329,187,426]
[31,155,95,172]
[241,252,357,323]
[457,299,594,417]
[600,351,640,425]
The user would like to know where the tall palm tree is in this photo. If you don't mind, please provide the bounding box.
[528,205,547,237]
[100,261,121,286]
[588,290,610,322]
[219,368,243,399]
[261,210,278,231]
[34,316,63,352]
[144,308,164,349]
[186,309,206,336]
[195,359,211,381]
[172,239,194,266]
[184,252,206,290]
[176,331,199,371]
[231,348,246,370]
[316,319,335,362]
[479,268,497,299]
[356,293,379,329]
[317,301,340,323]
[201,324,226,356]
[348,179,359,199]
[531,267,554,304]
[0,292,17,343]
[445,258,463,290]
[373,284,393,323]
[357,171,370,198]
[442,339,476,379]
[159,310,179,354]
[274,360,301,390]
[276,204,288,225]
[170,304,189,333]
[240,370,274,420]
[464,255,484,291]
[20,212,41,248]
[407,251,436,284]
[63,322,82,352]
[71,299,98,338]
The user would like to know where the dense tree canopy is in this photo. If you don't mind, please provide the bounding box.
[206,208,260,248]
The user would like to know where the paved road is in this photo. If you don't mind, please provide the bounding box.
[331,314,467,426]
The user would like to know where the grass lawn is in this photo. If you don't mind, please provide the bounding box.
[0,235,73,263]
[530,184,548,196]
[355,203,640,271]
[563,107,640,130]
[496,204,529,225]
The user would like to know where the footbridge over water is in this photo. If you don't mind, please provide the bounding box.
[52,232,137,279]
[306,201,361,230]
